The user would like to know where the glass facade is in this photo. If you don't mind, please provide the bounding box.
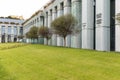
[1,26,5,35]
[20,27,23,35]
[8,26,11,35]
[14,26,18,35]
[1,26,5,43]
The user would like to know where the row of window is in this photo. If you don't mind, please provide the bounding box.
[1,26,23,35]
[25,16,43,27]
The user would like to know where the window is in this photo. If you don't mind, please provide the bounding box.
[8,26,11,35]
[14,26,18,35]
[1,26,5,35]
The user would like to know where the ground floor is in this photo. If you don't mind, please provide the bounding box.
[23,0,120,52]
[0,35,18,43]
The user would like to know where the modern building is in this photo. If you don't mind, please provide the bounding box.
[23,10,44,44]
[23,0,120,52]
[0,16,24,43]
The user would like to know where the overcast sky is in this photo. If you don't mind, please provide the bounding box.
[0,0,50,19]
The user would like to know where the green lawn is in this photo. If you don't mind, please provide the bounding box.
[0,44,120,80]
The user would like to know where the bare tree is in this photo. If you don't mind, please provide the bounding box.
[38,26,52,45]
[51,14,78,47]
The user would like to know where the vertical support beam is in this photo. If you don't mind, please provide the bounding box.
[115,0,120,51]
[44,12,48,45]
[48,10,52,45]
[38,16,44,44]
[17,26,19,42]
[82,0,94,49]
[0,26,1,43]
[48,10,52,28]
[11,26,14,42]
[5,25,8,43]
[96,0,110,51]
[57,3,64,46]
[71,0,82,48]
[17,26,20,42]
[64,0,71,47]
[52,8,57,46]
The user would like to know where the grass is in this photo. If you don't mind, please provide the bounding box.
[0,43,120,80]
[0,43,27,50]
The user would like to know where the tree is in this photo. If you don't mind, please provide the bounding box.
[51,14,78,47]
[26,26,39,43]
[38,26,52,45]
[18,35,24,39]
[26,31,31,39]
[18,35,24,42]
[29,26,38,39]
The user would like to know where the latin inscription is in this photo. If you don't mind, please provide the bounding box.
[96,13,102,24]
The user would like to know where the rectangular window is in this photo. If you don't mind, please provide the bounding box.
[8,26,11,35]
[14,26,17,35]
[1,26,5,35]
[20,27,23,35]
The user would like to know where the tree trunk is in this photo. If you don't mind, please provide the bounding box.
[64,37,66,47]
[46,38,48,45]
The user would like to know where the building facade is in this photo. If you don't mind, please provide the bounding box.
[0,16,24,43]
[23,10,44,43]
[23,0,120,52]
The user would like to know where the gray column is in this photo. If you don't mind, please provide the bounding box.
[64,0,71,47]
[71,0,82,48]
[17,26,20,42]
[57,4,64,46]
[96,0,110,51]
[5,26,8,43]
[52,8,57,46]
[0,26,1,43]
[48,10,52,45]
[11,26,14,42]
[44,12,48,45]
[17,26,19,42]
[48,10,52,28]
[82,0,94,49]
[115,0,120,52]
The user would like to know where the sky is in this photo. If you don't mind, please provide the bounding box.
[0,0,50,19]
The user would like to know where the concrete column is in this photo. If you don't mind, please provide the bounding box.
[18,26,20,36]
[5,25,8,43]
[82,0,94,49]
[0,26,1,43]
[38,16,44,44]
[52,8,57,46]
[64,0,71,47]
[57,4,64,46]
[48,10,52,28]
[17,26,20,42]
[96,0,110,51]
[11,26,14,42]
[115,0,120,52]
[44,12,48,45]
[71,0,82,48]
[48,10,52,45]
[44,14,47,27]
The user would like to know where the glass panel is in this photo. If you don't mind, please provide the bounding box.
[1,26,5,35]
[14,26,18,35]
[8,26,11,35]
